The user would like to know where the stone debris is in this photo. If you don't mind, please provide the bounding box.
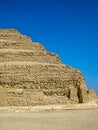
[0,29,97,106]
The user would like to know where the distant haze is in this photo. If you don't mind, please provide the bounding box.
[0,0,98,95]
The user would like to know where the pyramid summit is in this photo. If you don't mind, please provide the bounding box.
[0,29,97,106]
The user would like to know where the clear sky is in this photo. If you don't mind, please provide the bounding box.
[0,0,98,95]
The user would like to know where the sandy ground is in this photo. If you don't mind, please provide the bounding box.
[0,99,98,112]
[0,108,98,130]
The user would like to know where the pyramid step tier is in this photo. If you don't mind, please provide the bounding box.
[0,30,32,43]
[0,40,46,51]
[0,29,20,34]
[0,61,86,90]
[0,49,61,64]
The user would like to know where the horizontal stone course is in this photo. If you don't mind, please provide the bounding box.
[0,29,32,43]
[0,49,61,63]
[0,62,81,83]
[0,40,46,51]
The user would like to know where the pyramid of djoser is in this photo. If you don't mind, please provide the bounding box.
[0,29,97,106]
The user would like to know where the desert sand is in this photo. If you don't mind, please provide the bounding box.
[0,108,98,130]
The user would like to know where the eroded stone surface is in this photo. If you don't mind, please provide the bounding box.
[0,29,97,106]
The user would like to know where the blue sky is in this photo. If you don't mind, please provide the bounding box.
[0,0,98,95]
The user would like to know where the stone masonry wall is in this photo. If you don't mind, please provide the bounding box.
[0,29,97,106]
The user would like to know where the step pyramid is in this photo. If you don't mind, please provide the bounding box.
[0,29,97,106]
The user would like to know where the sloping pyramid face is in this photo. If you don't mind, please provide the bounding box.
[0,29,97,106]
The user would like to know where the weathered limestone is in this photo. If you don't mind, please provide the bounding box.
[0,49,61,64]
[0,29,97,106]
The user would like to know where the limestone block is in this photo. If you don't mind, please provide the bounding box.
[69,87,79,103]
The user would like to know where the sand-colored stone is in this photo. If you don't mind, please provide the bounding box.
[0,29,97,106]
